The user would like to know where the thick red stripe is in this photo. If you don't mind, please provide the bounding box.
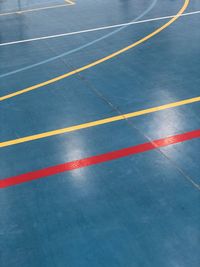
[1,129,200,189]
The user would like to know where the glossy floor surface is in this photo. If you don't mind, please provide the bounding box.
[0,0,200,266]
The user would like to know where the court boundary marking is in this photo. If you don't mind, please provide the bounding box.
[1,95,199,148]
[0,0,158,79]
[1,129,200,189]
[0,0,75,17]
[0,9,199,47]
[0,0,190,101]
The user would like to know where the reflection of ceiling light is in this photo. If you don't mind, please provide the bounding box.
[155,109,181,137]
[69,167,94,197]
[63,137,94,194]
[149,90,183,138]
[66,137,87,161]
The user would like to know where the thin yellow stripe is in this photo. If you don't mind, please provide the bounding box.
[0,0,190,101]
[1,95,199,148]
[65,0,75,5]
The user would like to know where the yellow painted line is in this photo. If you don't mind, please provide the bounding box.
[0,1,74,16]
[1,95,199,148]
[65,0,75,5]
[0,0,189,102]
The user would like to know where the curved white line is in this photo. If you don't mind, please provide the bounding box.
[0,0,157,78]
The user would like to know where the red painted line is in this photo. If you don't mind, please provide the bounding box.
[1,129,200,189]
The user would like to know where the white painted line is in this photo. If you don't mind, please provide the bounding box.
[0,10,199,47]
[0,1,74,17]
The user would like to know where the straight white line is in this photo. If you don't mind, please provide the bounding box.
[0,10,199,47]
[0,1,74,17]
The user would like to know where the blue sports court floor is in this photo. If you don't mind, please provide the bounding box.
[0,0,200,266]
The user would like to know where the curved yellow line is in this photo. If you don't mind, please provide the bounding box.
[0,0,189,101]
[1,95,199,148]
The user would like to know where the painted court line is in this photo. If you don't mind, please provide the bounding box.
[0,0,190,101]
[0,10,199,47]
[1,96,200,148]
[0,0,75,17]
[65,0,75,4]
[0,129,199,189]
[0,0,157,79]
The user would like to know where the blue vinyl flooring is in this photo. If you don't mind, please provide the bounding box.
[0,0,200,266]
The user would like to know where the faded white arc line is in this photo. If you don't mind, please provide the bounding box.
[0,10,199,47]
